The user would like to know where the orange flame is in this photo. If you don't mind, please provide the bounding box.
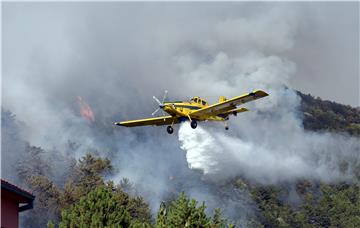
[77,96,95,122]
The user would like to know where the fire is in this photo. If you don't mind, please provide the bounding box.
[76,96,95,122]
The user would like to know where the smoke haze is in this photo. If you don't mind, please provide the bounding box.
[179,123,359,184]
[2,2,359,223]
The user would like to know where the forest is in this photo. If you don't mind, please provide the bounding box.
[2,91,360,228]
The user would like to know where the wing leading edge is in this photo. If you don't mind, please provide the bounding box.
[114,116,178,127]
[190,90,268,118]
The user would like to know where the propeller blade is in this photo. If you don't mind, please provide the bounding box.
[152,107,160,116]
[162,90,168,103]
[153,96,162,105]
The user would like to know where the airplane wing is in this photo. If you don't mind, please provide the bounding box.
[114,116,178,127]
[222,107,249,116]
[190,90,268,118]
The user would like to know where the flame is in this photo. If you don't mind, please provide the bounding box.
[77,96,95,122]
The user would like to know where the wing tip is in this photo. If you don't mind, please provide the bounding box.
[254,90,269,97]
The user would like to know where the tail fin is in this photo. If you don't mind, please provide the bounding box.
[219,96,227,103]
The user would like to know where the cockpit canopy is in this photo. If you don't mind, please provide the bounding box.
[190,97,208,106]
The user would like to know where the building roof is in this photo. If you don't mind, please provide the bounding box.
[1,179,35,203]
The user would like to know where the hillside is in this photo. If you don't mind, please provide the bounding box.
[298,91,360,136]
[2,90,360,227]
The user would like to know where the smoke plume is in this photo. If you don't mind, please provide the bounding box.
[176,47,359,184]
[179,123,359,184]
[2,2,359,224]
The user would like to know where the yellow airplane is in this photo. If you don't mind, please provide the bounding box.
[114,90,269,134]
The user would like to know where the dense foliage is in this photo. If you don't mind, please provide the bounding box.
[15,147,228,227]
[249,182,360,228]
[60,185,134,227]
[17,150,151,227]
[156,193,234,228]
[57,188,234,228]
[298,91,360,136]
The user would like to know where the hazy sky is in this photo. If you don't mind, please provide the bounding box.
[285,2,359,106]
[3,2,359,107]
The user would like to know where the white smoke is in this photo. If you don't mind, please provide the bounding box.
[176,52,360,184]
[175,38,360,184]
[179,123,360,184]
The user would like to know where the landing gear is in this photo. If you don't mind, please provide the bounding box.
[167,126,174,134]
[190,120,197,129]
[224,121,229,130]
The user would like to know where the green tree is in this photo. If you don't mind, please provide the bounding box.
[19,152,150,227]
[47,220,55,228]
[59,185,132,227]
[16,144,60,227]
[300,183,360,227]
[17,144,52,182]
[251,186,306,228]
[298,91,360,136]
[111,181,152,223]
[60,153,112,208]
[155,192,233,228]
[250,182,360,228]
[156,202,167,228]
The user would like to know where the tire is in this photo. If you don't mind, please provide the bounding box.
[190,120,197,129]
[167,126,174,134]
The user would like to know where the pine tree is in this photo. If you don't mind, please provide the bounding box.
[155,192,233,228]
[59,185,132,227]
[156,202,167,228]
[60,153,112,209]
[47,220,55,228]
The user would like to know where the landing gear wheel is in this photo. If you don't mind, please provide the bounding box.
[167,126,174,134]
[225,126,229,130]
[190,120,197,129]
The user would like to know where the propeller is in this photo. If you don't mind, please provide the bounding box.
[161,90,168,103]
[151,107,161,116]
[152,90,168,116]
[153,96,162,106]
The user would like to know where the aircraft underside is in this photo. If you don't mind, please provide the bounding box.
[165,116,228,134]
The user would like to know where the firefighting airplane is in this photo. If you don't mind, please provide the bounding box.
[114,90,269,134]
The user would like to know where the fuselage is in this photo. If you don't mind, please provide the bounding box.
[162,96,224,121]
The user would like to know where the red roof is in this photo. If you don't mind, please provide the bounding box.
[1,179,35,202]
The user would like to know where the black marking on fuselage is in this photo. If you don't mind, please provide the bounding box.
[164,101,183,104]
[173,105,202,110]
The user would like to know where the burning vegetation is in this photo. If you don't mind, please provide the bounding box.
[76,96,95,123]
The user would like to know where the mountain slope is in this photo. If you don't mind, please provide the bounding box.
[298,91,360,136]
